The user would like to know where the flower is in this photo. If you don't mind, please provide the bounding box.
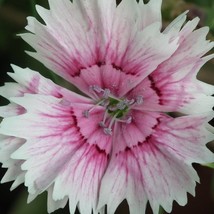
[0,0,214,213]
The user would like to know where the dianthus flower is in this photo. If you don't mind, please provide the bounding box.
[0,0,214,214]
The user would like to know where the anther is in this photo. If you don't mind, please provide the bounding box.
[108,105,118,111]
[126,116,132,124]
[127,99,135,105]
[104,127,112,135]
[136,95,143,105]
[100,99,109,106]
[83,99,108,118]
[116,100,128,110]
[102,89,111,99]
[90,85,111,99]
[83,110,89,118]
[90,85,103,93]
[116,116,132,124]
[99,121,106,128]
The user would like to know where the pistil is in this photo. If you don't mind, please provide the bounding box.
[83,85,143,135]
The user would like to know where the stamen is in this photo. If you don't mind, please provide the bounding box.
[101,111,120,135]
[83,99,107,118]
[86,85,138,135]
[136,95,143,105]
[104,127,112,135]
[90,85,111,99]
[89,86,100,99]
[126,116,132,124]
[102,110,108,124]
[99,121,106,128]
[108,105,118,111]
[116,116,132,124]
[108,111,120,129]
[127,98,135,105]
[82,110,89,118]
[102,89,110,99]
[116,100,128,110]
[90,85,103,93]
[100,99,109,106]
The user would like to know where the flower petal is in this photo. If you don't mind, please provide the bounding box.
[0,94,112,213]
[0,64,92,119]
[0,65,91,192]
[0,2,213,214]
[163,11,189,37]
[8,65,91,103]
[1,160,25,191]
[0,104,25,118]
[127,18,214,113]
[52,142,109,214]
[21,0,116,84]
[47,185,68,213]
[0,135,24,165]
[73,64,149,98]
[137,0,162,29]
[98,113,214,214]
[1,65,87,192]
[0,135,25,190]
[21,0,178,96]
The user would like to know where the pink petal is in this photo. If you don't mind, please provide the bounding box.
[0,64,93,126]
[98,113,214,214]
[47,186,68,213]
[163,11,189,38]
[21,0,178,96]
[112,110,161,153]
[0,65,92,120]
[0,135,25,190]
[1,161,25,191]
[8,65,91,103]
[0,65,92,193]
[21,0,116,84]
[127,66,214,113]
[0,2,213,214]
[0,135,24,165]
[52,142,108,214]
[73,64,151,98]
[0,104,25,118]
[0,94,112,213]
[137,0,162,30]
[127,18,214,113]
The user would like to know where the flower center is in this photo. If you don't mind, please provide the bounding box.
[107,97,130,118]
[83,85,143,135]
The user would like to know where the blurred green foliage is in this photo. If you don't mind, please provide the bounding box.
[162,0,214,38]
[185,0,213,7]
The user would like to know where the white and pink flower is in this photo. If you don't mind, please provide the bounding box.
[0,0,214,214]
